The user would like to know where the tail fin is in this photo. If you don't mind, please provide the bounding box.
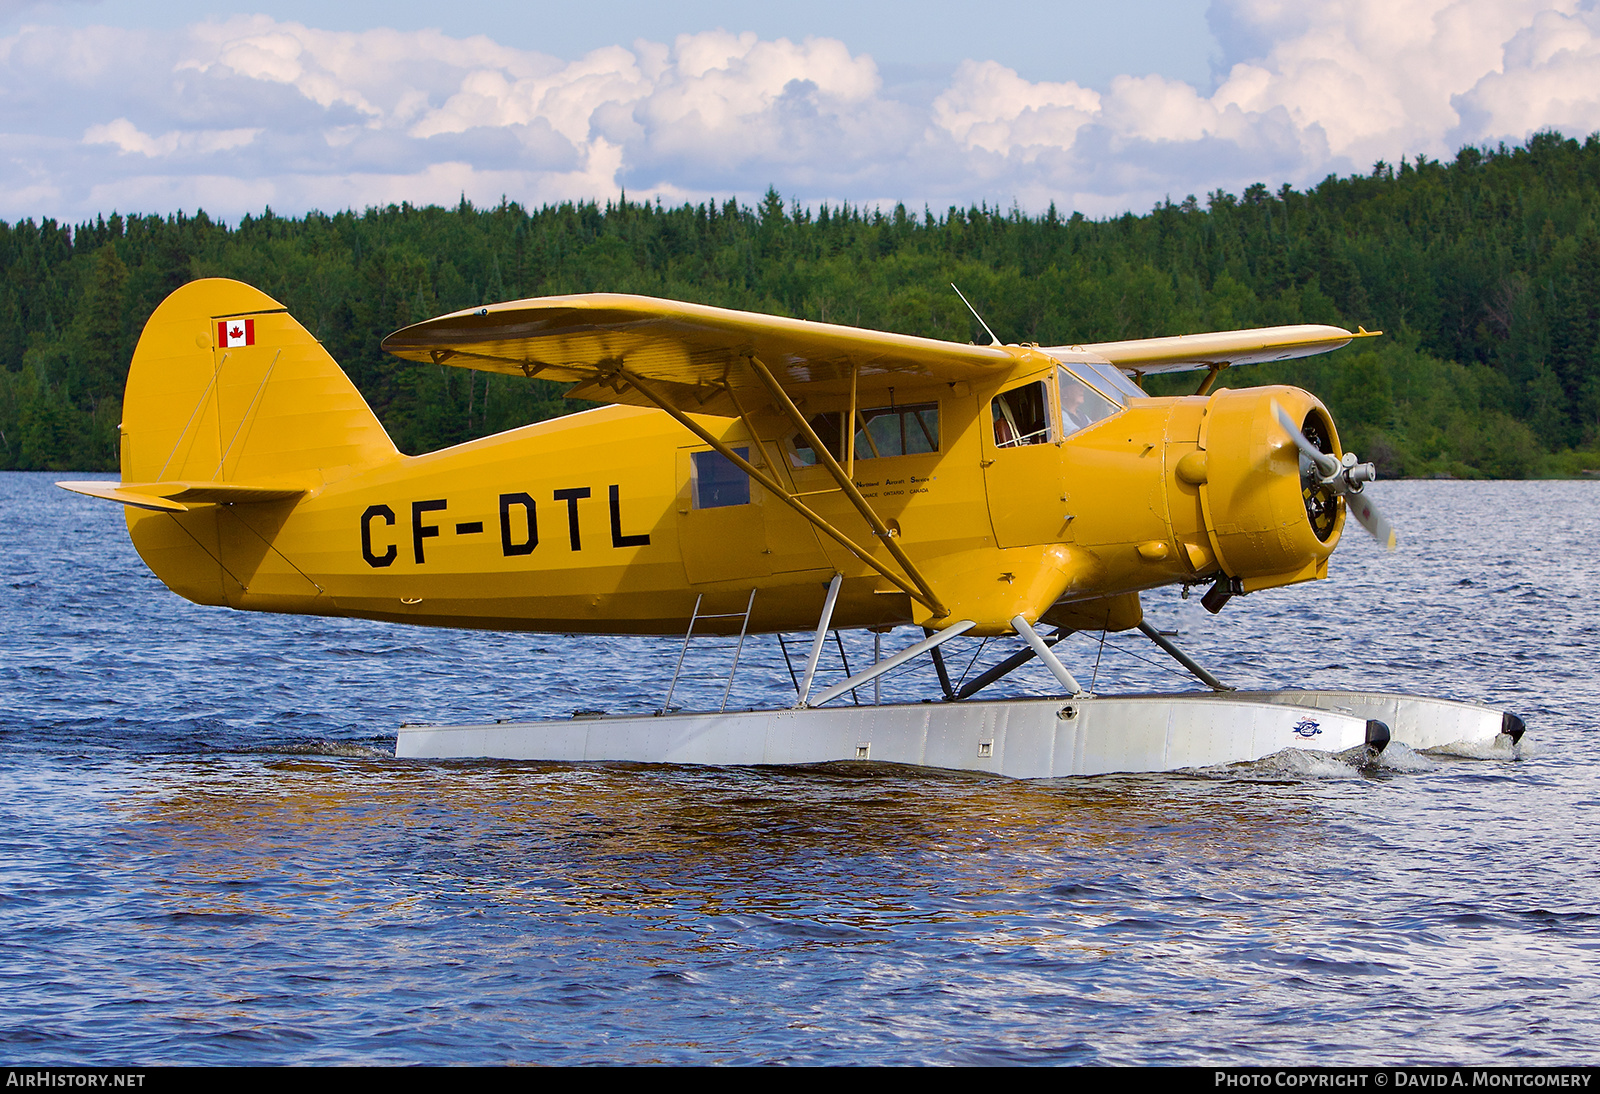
[120,278,398,487]
[60,278,401,609]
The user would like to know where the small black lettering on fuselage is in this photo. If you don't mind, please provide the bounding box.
[360,486,650,567]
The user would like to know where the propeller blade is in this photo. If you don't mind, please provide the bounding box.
[1272,400,1340,477]
[1270,400,1397,550]
[1345,489,1398,551]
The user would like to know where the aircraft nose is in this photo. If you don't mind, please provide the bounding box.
[1187,386,1347,601]
[1272,400,1396,551]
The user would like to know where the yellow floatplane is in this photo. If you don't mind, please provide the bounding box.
[59,279,1524,775]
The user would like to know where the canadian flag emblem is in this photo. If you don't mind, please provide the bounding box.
[217,318,256,347]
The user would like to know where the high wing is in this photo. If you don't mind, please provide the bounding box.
[1054,325,1380,378]
[383,295,1377,409]
[382,293,1022,417]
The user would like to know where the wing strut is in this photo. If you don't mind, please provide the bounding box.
[612,367,946,616]
[744,354,947,617]
[1194,362,1227,396]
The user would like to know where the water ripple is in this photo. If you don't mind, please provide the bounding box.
[1,473,1597,1064]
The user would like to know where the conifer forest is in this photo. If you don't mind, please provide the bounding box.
[4,130,1600,477]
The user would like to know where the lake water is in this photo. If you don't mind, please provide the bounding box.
[1,471,1596,1064]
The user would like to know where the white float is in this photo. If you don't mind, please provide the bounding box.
[394,589,1524,778]
[1223,689,1523,752]
[395,692,1424,778]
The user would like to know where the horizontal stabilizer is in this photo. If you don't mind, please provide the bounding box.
[56,480,307,513]
[1054,325,1380,376]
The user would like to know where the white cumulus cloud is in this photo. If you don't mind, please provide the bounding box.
[931,61,1101,157]
[0,1,1597,223]
[84,118,261,157]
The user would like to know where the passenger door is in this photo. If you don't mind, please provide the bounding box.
[982,377,1069,548]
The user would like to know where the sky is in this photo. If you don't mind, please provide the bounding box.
[2,0,1599,223]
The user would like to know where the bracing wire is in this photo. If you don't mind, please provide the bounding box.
[954,637,989,690]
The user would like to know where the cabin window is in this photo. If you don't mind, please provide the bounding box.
[692,447,750,508]
[791,403,940,465]
[991,381,1052,448]
[1057,367,1121,437]
[792,413,846,466]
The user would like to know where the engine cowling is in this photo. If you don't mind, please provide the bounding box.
[1189,385,1345,593]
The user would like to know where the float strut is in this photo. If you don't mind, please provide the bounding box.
[807,621,977,708]
[796,574,843,707]
[1011,615,1086,696]
[1136,622,1234,692]
[926,629,958,700]
[873,632,882,706]
[955,628,1073,700]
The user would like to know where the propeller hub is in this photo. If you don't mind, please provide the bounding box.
[1272,396,1396,551]
[1340,462,1377,490]
[1293,407,1341,543]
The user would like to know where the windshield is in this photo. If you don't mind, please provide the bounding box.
[1057,367,1121,437]
[1079,360,1146,401]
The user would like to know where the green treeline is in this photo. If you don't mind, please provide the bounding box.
[5,130,1600,476]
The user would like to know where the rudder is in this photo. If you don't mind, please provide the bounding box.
[109,278,401,609]
[122,278,398,485]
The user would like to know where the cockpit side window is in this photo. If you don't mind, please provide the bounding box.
[791,413,845,467]
[1057,367,1121,437]
[792,403,940,465]
[991,380,1052,448]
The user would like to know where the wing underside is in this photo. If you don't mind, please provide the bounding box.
[382,294,1376,410]
[382,294,1021,417]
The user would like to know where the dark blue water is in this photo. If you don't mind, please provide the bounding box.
[2,471,1597,1064]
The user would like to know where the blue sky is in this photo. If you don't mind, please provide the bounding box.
[6,0,1221,88]
[1,0,1596,222]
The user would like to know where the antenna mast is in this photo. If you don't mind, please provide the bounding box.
[951,283,1002,346]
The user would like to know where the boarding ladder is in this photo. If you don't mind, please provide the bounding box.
[661,591,758,714]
